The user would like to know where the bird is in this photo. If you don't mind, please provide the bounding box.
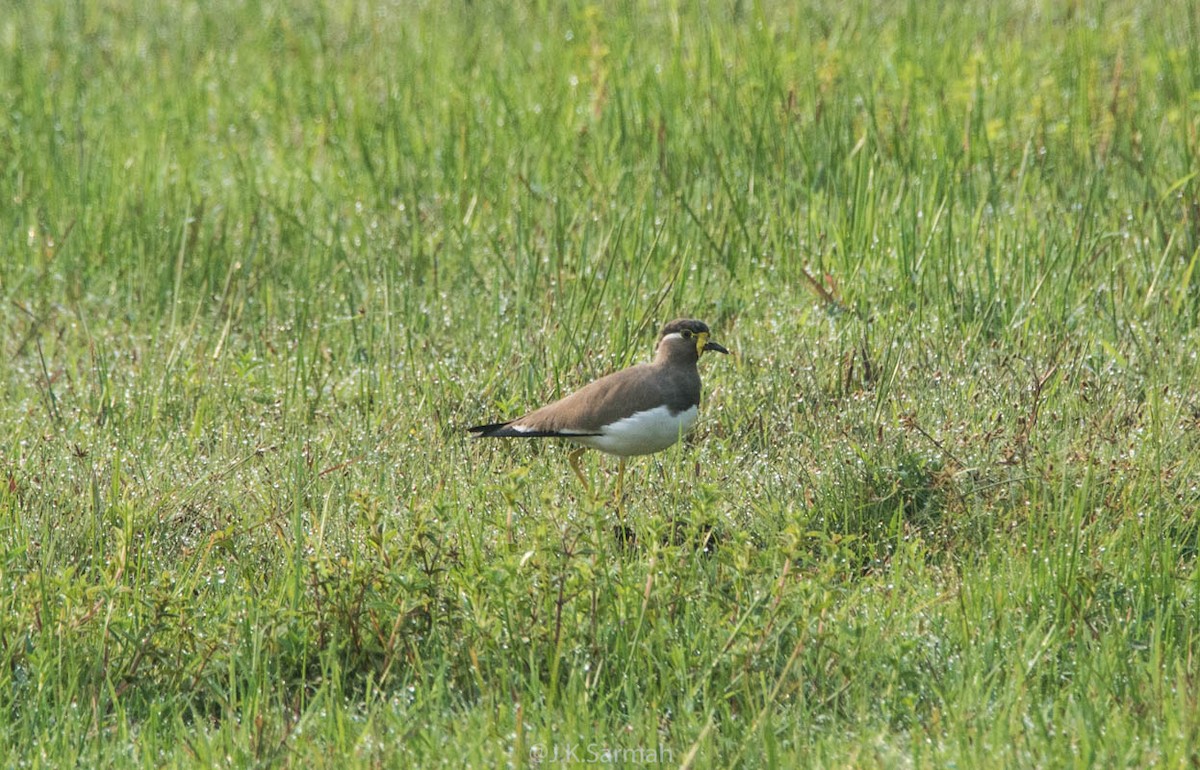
[468,318,729,505]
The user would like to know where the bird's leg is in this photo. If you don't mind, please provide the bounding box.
[568,447,592,499]
[610,457,638,547]
[615,457,627,518]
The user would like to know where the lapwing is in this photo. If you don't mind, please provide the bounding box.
[468,319,729,503]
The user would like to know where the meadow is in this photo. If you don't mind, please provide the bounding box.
[2,0,1199,766]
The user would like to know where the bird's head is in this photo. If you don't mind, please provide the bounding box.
[656,319,729,362]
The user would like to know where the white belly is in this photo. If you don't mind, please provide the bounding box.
[571,405,699,457]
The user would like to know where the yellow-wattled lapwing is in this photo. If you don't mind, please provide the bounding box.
[469,319,729,503]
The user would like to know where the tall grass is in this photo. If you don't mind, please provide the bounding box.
[2,0,1198,766]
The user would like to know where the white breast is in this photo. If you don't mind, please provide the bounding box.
[571,405,699,457]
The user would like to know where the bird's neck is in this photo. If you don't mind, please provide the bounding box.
[654,351,697,367]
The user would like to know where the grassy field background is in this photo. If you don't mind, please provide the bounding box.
[3,0,1199,766]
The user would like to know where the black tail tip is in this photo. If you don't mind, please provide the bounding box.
[467,421,510,437]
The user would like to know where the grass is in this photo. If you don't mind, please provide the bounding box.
[2,0,1199,766]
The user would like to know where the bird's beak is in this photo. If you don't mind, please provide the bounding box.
[696,331,729,356]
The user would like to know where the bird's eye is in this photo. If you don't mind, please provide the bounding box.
[680,329,693,339]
